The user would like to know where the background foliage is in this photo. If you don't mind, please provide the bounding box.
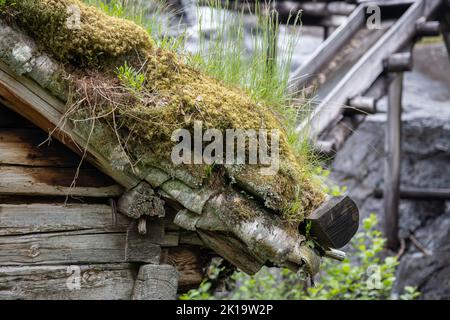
[181,214,420,300]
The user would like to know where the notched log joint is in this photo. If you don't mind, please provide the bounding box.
[118,181,165,234]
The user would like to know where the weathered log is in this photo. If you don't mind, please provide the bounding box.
[197,230,265,275]
[125,219,164,263]
[203,192,321,276]
[0,203,129,236]
[306,196,359,249]
[159,179,216,215]
[0,128,80,167]
[324,116,362,153]
[0,165,123,197]
[0,230,127,265]
[131,264,179,300]
[174,209,200,231]
[117,181,165,220]
[195,206,229,232]
[142,165,170,188]
[384,72,403,250]
[0,264,136,300]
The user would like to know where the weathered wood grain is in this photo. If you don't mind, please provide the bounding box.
[306,196,359,249]
[0,230,127,265]
[131,264,179,300]
[197,230,264,275]
[289,5,366,92]
[118,182,165,219]
[0,203,130,236]
[0,128,81,167]
[125,219,164,263]
[0,264,136,300]
[0,165,123,197]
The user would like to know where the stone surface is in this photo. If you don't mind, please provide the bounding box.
[331,42,450,299]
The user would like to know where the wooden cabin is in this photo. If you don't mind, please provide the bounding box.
[0,1,360,300]
[0,104,208,299]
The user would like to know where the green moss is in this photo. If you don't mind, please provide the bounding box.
[1,0,154,63]
[3,0,325,223]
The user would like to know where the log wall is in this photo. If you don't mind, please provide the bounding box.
[0,105,206,299]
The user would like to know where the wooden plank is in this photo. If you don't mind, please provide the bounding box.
[118,182,165,219]
[0,128,82,167]
[131,264,178,300]
[289,4,366,91]
[0,230,127,265]
[0,165,123,197]
[384,73,403,250]
[374,187,450,200]
[0,264,135,300]
[0,60,140,190]
[125,219,163,263]
[295,0,440,137]
[0,203,130,236]
[306,196,359,249]
[197,230,264,275]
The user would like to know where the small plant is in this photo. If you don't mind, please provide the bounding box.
[98,0,126,17]
[181,214,420,300]
[115,61,146,92]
